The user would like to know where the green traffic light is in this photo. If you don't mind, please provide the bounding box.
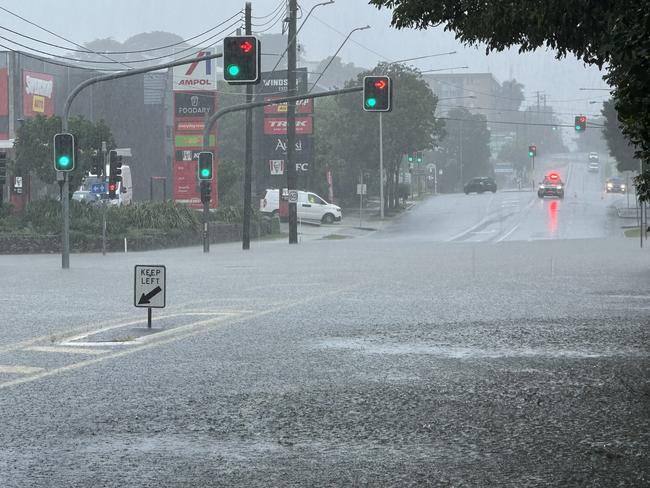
[201,168,211,178]
[366,97,377,108]
[58,155,71,168]
[227,64,240,77]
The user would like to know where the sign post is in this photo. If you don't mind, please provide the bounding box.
[134,265,166,328]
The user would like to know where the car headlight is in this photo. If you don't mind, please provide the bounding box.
[539,185,545,189]
[556,185,562,190]
[621,185,626,189]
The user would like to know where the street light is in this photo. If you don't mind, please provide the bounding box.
[269,0,334,75]
[308,25,371,93]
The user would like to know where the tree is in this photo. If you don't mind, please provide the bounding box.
[316,63,444,208]
[369,0,650,195]
[497,79,525,113]
[436,107,490,191]
[314,56,366,90]
[602,100,638,173]
[14,115,115,186]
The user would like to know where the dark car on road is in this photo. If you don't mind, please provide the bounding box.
[606,177,627,193]
[538,172,565,199]
[464,177,497,194]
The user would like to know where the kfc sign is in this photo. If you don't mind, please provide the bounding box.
[264,117,313,135]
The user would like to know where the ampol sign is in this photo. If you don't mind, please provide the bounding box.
[173,51,217,91]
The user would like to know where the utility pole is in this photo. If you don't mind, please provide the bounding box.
[242,2,253,250]
[287,0,298,244]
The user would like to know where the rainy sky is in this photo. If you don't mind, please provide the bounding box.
[3,0,609,122]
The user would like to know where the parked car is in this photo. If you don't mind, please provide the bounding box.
[538,172,565,199]
[260,189,342,224]
[464,177,497,194]
[606,177,627,193]
[588,152,599,162]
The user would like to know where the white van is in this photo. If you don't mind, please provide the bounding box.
[114,164,133,206]
[73,165,132,206]
[260,189,342,224]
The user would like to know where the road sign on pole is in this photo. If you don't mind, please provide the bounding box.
[134,265,166,309]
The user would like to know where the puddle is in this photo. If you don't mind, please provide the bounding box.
[315,338,649,359]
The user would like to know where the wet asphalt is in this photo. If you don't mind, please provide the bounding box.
[0,157,648,487]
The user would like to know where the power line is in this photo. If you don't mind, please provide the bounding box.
[0,19,241,67]
[0,24,241,73]
[436,103,603,118]
[251,0,285,19]
[440,116,605,129]
[0,4,133,70]
[252,6,287,33]
[312,14,391,62]
[251,2,286,28]
[0,11,243,55]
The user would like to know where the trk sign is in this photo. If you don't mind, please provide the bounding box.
[173,51,217,91]
[264,117,313,135]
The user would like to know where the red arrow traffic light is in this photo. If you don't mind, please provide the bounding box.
[374,79,387,90]
[240,40,253,53]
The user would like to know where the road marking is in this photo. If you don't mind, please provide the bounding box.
[496,197,537,243]
[0,286,359,390]
[0,365,45,374]
[24,346,111,355]
[0,313,180,355]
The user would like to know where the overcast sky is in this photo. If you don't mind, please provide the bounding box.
[2,0,610,123]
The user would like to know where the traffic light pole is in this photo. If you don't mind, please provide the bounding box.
[379,112,384,219]
[59,52,223,269]
[287,0,298,244]
[61,173,70,269]
[242,2,253,250]
[202,181,210,253]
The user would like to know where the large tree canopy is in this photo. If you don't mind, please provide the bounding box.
[369,0,650,194]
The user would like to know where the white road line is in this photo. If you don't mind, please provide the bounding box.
[0,365,45,375]
[24,346,111,355]
[496,197,537,243]
[0,285,359,390]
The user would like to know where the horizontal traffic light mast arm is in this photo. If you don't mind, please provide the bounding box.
[203,85,363,147]
[62,52,223,130]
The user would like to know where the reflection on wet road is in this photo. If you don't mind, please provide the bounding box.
[378,153,628,243]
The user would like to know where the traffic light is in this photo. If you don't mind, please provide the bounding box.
[109,150,123,179]
[0,152,6,185]
[407,153,414,163]
[575,115,587,131]
[91,152,103,177]
[363,75,392,112]
[53,133,75,171]
[197,151,214,180]
[416,151,423,164]
[528,145,537,157]
[200,181,211,204]
[223,36,260,84]
[108,180,118,198]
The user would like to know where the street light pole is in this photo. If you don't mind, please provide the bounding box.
[308,25,370,93]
